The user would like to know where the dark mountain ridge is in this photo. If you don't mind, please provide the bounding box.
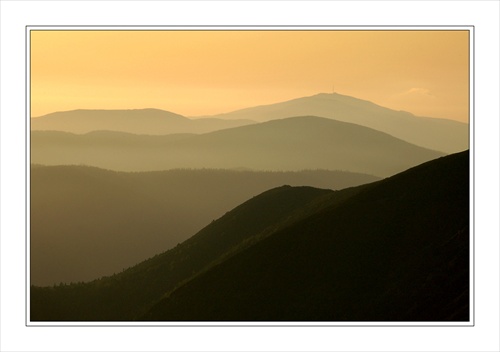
[30,185,336,320]
[30,165,377,286]
[144,150,469,321]
[31,151,469,322]
[143,150,469,321]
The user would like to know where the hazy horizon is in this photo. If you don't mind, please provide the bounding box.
[30,30,469,122]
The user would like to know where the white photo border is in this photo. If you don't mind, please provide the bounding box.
[1,1,498,352]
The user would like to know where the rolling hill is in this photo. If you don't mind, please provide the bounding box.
[30,185,337,320]
[30,151,469,322]
[144,150,470,321]
[196,93,468,153]
[31,115,445,177]
[30,165,378,286]
[31,108,255,135]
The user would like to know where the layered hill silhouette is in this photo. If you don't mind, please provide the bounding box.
[31,151,469,322]
[30,165,377,286]
[31,185,336,320]
[31,108,255,135]
[196,93,468,153]
[31,116,444,177]
[144,150,470,321]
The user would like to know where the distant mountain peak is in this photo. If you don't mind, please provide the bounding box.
[197,92,468,154]
[32,107,185,118]
[31,108,255,135]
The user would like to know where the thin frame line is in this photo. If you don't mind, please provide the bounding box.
[25,25,475,328]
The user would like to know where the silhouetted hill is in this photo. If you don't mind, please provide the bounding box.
[30,185,336,320]
[30,165,378,286]
[31,108,255,134]
[144,151,469,321]
[31,116,444,177]
[30,151,468,322]
[196,93,468,153]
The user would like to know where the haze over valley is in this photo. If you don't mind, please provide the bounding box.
[31,113,445,177]
[31,93,468,153]
[195,93,468,153]
[31,164,378,286]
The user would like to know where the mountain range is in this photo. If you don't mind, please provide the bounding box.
[30,150,469,322]
[31,115,444,177]
[31,93,468,154]
[30,108,254,134]
[196,93,468,153]
[30,165,377,286]
[29,92,470,322]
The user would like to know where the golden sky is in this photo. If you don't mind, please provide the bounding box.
[30,30,469,122]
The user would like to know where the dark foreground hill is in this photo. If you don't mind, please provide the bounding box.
[31,151,469,322]
[31,165,377,286]
[31,116,444,177]
[144,150,469,322]
[197,92,469,153]
[31,108,255,134]
[31,185,336,320]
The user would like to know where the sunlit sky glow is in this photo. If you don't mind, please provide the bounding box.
[31,30,469,122]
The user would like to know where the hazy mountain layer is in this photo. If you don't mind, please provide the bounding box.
[31,185,336,320]
[30,151,468,322]
[30,165,378,286]
[31,108,255,135]
[31,116,444,177]
[145,151,469,321]
[196,93,468,153]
